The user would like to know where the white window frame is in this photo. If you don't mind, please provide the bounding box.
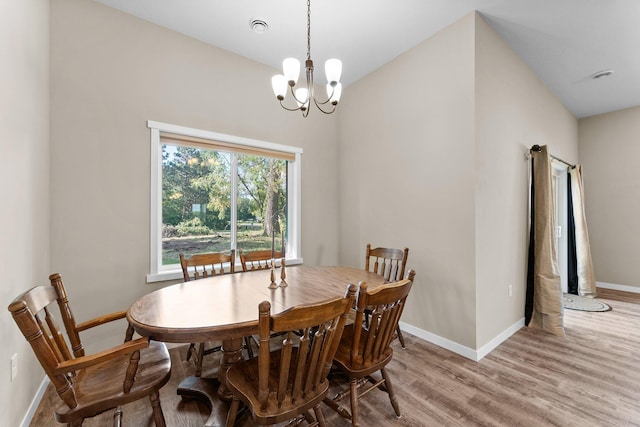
[146,120,303,282]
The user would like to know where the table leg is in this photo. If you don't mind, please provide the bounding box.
[177,376,225,426]
[217,337,244,400]
[176,337,244,426]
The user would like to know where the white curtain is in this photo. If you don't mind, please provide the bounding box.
[569,166,597,297]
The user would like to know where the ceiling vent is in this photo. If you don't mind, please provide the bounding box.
[591,69,614,80]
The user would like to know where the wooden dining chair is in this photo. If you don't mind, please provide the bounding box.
[323,271,415,427]
[365,244,409,283]
[179,250,236,281]
[364,243,410,348]
[179,250,254,376]
[239,249,287,347]
[239,249,283,272]
[8,273,171,427]
[224,284,358,427]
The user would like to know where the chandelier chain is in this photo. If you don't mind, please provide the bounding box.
[306,0,311,61]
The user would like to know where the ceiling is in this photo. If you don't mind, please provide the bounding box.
[92,0,639,119]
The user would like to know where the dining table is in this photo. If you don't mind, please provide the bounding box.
[127,265,388,426]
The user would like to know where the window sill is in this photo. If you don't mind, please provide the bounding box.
[146,258,304,283]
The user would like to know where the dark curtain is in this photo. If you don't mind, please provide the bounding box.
[525,158,536,324]
[567,173,579,295]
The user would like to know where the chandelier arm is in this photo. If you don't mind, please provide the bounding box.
[313,98,338,114]
[312,94,334,106]
[289,84,306,106]
[311,80,338,106]
[307,61,337,109]
[278,100,304,112]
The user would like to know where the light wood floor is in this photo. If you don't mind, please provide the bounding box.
[30,288,640,426]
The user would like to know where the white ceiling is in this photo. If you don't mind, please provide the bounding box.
[92,0,640,119]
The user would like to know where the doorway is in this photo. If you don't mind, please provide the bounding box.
[551,161,568,293]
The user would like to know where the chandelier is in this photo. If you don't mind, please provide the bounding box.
[271,0,342,117]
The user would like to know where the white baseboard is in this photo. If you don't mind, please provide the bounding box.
[20,376,49,427]
[399,317,524,362]
[399,321,477,360]
[476,318,525,360]
[597,281,640,294]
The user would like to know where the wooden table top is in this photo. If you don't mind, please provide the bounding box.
[127,265,386,343]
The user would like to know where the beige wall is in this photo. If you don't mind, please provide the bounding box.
[338,13,579,351]
[578,106,640,290]
[1,0,50,425]
[338,14,478,348]
[3,1,605,421]
[49,0,341,347]
[474,15,578,347]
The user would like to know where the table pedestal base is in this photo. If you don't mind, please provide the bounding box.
[177,376,230,427]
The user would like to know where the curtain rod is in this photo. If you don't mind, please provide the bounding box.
[530,144,575,168]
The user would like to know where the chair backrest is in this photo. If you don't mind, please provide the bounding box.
[239,249,283,272]
[256,284,357,411]
[350,271,415,368]
[179,250,236,281]
[8,278,84,409]
[365,244,409,282]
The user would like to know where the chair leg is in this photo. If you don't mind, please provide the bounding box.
[113,406,123,427]
[186,342,195,361]
[226,397,240,427]
[243,336,254,358]
[381,368,401,417]
[349,378,360,427]
[313,404,327,427]
[395,325,406,348]
[303,411,315,424]
[195,342,205,377]
[322,395,352,420]
[149,390,167,427]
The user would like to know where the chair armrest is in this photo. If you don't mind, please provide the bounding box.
[53,337,149,374]
[75,310,128,332]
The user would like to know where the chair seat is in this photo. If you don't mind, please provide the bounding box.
[55,341,172,424]
[226,348,330,424]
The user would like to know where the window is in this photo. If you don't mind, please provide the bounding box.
[147,121,303,282]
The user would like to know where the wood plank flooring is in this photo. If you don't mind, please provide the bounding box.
[30,288,640,426]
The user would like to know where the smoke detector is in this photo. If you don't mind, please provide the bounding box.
[250,18,269,34]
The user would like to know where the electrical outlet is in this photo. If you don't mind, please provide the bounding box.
[10,353,18,382]
[508,285,513,297]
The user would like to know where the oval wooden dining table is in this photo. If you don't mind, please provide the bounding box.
[127,265,387,426]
